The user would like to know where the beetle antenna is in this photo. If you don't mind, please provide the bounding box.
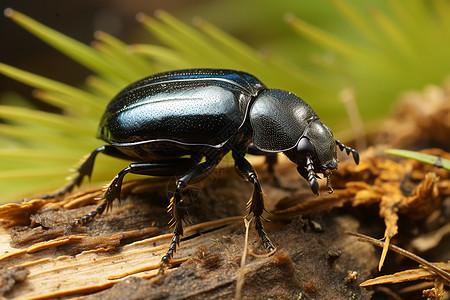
[326,173,333,194]
[306,156,319,195]
[335,140,359,165]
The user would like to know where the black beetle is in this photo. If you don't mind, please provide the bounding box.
[42,69,359,265]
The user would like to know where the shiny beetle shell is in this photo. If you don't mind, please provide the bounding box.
[98,69,265,148]
[44,68,359,266]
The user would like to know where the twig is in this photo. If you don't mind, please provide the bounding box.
[235,218,251,300]
[346,231,450,282]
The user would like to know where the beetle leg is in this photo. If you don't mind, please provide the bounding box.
[233,155,275,253]
[306,156,319,195]
[161,156,223,266]
[325,172,334,194]
[297,156,319,195]
[248,143,279,184]
[264,154,285,188]
[247,144,294,189]
[36,146,106,200]
[335,140,360,165]
[36,145,134,200]
[75,159,197,225]
[162,181,184,265]
[75,166,128,225]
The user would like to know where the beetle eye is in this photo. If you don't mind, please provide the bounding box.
[296,137,315,155]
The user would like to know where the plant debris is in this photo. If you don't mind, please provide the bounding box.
[0,161,377,299]
[1,83,450,299]
[1,150,449,298]
[348,232,449,300]
[0,266,28,297]
[375,79,450,150]
[275,147,449,271]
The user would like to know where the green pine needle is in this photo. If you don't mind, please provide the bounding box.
[385,149,450,171]
[1,2,450,203]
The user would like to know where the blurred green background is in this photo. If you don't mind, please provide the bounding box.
[1,0,449,202]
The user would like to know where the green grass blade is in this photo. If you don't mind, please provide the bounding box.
[155,10,237,66]
[91,40,146,82]
[0,149,81,163]
[95,31,154,77]
[193,17,267,71]
[130,44,192,69]
[330,0,384,47]
[138,12,236,68]
[193,17,313,88]
[285,13,365,60]
[369,8,415,61]
[0,62,105,112]
[138,14,203,64]
[32,90,102,120]
[86,76,123,99]
[4,8,129,84]
[432,0,450,36]
[0,105,94,137]
[0,124,97,150]
[385,149,450,171]
[0,167,73,184]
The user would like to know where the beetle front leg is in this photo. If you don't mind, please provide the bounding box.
[297,155,319,195]
[233,155,275,252]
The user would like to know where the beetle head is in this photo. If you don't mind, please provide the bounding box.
[249,89,341,194]
[306,120,338,170]
[283,120,338,195]
[285,120,338,172]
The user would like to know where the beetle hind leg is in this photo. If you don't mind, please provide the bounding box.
[234,154,275,252]
[34,145,132,201]
[75,158,197,225]
[36,145,108,200]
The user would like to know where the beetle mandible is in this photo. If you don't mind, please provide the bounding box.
[41,69,359,265]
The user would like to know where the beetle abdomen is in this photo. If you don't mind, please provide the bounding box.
[98,69,265,148]
[100,86,243,146]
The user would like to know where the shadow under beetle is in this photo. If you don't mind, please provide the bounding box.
[41,69,359,266]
